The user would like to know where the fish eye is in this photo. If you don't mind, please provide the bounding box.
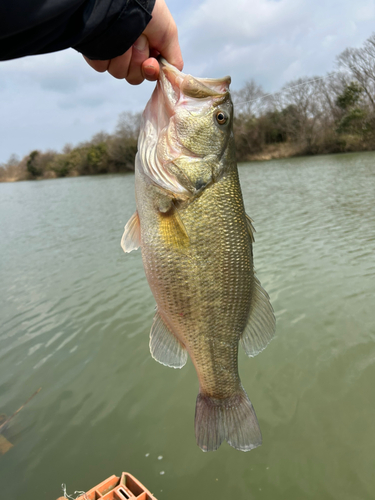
[215,111,228,125]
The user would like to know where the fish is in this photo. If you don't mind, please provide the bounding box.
[121,58,275,452]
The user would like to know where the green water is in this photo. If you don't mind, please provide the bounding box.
[0,152,374,500]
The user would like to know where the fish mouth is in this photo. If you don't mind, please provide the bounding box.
[159,57,231,115]
[144,58,231,134]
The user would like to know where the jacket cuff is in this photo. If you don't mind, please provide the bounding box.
[74,0,156,60]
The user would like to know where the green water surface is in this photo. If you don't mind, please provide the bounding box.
[0,152,374,500]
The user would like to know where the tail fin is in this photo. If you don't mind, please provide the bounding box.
[194,388,262,452]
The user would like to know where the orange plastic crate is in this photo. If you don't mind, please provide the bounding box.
[74,472,157,500]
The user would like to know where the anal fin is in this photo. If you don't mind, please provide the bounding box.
[241,276,276,357]
[150,310,187,369]
[121,211,141,253]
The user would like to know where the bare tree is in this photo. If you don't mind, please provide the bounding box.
[272,76,327,145]
[233,80,268,118]
[107,112,141,171]
[337,33,375,110]
[0,154,19,181]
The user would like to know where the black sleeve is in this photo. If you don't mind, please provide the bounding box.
[0,0,155,61]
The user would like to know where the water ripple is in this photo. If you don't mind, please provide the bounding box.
[0,159,374,500]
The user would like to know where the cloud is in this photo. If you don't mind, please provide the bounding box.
[0,50,154,162]
[178,0,375,90]
[184,0,304,43]
[1,0,375,163]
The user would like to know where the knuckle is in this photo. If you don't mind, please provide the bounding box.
[127,74,144,85]
[89,60,109,73]
[108,68,127,79]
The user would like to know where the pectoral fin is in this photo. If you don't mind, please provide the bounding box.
[158,207,190,251]
[241,277,275,357]
[121,211,141,253]
[150,310,188,369]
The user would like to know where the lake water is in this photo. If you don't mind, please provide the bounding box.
[0,152,374,500]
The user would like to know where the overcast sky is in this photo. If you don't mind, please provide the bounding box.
[1,0,375,163]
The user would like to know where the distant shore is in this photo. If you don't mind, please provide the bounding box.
[242,140,375,162]
[2,142,375,184]
[244,143,303,162]
[3,31,375,183]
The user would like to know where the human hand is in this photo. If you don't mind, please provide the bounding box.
[84,0,183,84]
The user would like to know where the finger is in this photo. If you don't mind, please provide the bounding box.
[142,57,160,82]
[83,55,109,73]
[126,35,149,85]
[107,48,132,79]
[143,0,184,71]
[156,23,183,71]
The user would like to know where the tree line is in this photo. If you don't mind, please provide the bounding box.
[2,33,375,182]
[0,111,140,182]
[233,33,375,161]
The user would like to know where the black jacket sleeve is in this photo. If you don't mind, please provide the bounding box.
[0,0,155,61]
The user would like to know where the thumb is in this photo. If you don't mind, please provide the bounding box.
[143,0,183,70]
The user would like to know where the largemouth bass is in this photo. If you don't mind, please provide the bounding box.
[121,59,275,452]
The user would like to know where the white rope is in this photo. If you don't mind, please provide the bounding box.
[61,483,88,500]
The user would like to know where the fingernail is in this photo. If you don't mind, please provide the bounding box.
[133,35,147,51]
[144,66,155,77]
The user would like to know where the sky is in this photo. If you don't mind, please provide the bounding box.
[1,0,375,163]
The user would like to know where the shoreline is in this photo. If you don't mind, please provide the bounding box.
[2,145,375,183]
[243,143,303,162]
[240,142,375,163]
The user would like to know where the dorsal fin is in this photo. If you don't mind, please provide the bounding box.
[245,214,255,243]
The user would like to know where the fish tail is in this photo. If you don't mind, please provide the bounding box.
[194,388,262,452]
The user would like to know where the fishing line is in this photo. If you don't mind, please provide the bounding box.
[234,75,332,107]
